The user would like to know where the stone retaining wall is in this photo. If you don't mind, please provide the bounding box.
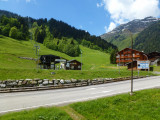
[0,76,148,93]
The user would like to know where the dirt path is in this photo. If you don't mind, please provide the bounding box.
[61,106,86,120]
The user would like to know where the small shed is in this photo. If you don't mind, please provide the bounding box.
[127,61,137,70]
[66,60,82,70]
[127,60,150,70]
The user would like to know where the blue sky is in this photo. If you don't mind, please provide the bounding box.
[0,0,160,36]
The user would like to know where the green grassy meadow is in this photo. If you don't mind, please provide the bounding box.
[0,35,151,80]
[0,107,72,120]
[0,35,111,70]
[1,88,160,120]
[70,88,160,120]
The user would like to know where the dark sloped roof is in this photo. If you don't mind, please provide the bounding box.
[39,55,61,63]
[117,48,145,54]
[67,59,81,63]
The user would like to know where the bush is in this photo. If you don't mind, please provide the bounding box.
[9,26,18,39]
[2,25,10,36]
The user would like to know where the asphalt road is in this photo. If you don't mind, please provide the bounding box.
[0,76,160,114]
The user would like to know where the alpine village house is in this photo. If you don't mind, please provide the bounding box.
[116,48,148,70]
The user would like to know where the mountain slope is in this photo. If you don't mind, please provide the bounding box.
[134,21,160,53]
[0,35,116,80]
[0,9,19,18]
[101,16,160,50]
[0,35,111,70]
[0,10,117,52]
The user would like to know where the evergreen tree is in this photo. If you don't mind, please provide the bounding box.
[110,49,118,64]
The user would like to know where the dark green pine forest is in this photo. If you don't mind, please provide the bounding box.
[0,10,117,57]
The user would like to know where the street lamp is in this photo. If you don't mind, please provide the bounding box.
[80,50,82,71]
[123,29,134,95]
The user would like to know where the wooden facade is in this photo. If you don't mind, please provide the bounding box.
[38,55,61,69]
[127,61,138,70]
[66,60,82,70]
[116,48,147,66]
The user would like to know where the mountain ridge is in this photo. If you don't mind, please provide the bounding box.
[101,16,160,40]
[100,16,160,51]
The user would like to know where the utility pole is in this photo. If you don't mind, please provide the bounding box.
[119,54,120,74]
[34,44,40,56]
[130,31,133,95]
[81,50,82,71]
[124,29,134,95]
[34,44,40,69]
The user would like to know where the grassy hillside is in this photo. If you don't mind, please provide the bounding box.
[104,33,138,51]
[0,35,111,70]
[0,35,151,80]
[0,107,72,120]
[0,35,131,80]
[114,34,138,51]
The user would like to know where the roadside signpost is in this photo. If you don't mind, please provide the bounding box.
[137,60,150,70]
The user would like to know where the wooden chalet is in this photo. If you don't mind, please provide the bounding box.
[38,55,62,69]
[66,60,82,70]
[116,48,148,66]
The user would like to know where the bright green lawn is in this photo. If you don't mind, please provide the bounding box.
[0,68,151,80]
[0,107,72,120]
[153,66,160,72]
[70,88,160,120]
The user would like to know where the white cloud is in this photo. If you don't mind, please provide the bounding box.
[104,22,117,33]
[97,2,104,8]
[104,26,108,33]
[80,25,83,29]
[103,0,160,24]
[0,0,8,1]
[102,0,160,33]
[26,0,31,3]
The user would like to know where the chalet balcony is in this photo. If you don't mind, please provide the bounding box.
[123,52,128,54]
[133,55,140,58]
[116,59,132,63]
[125,60,132,63]
[120,56,125,59]
[116,60,132,63]
[128,51,132,54]
[123,51,132,54]
[127,55,132,58]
